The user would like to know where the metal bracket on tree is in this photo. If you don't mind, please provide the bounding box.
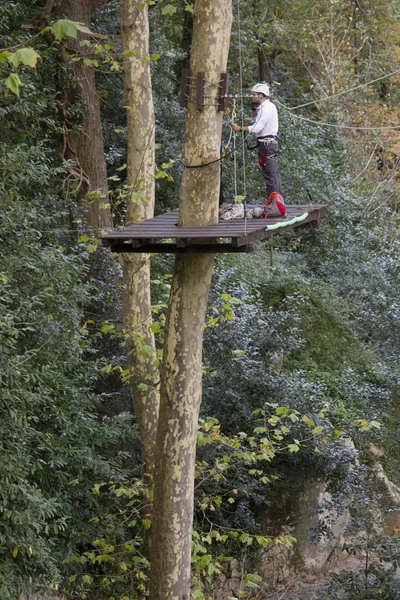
[179,69,229,111]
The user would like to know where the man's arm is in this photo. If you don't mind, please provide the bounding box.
[231,103,269,134]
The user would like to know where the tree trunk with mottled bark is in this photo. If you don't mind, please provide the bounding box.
[52,0,112,231]
[149,2,232,598]
[120,0,159,480]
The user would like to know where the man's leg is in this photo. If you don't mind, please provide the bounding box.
[260,141,283,198]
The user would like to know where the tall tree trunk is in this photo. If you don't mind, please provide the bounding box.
[149,1,232,598]
[258,46,269,82]
[52,0,112,231]
[120,0,159,480]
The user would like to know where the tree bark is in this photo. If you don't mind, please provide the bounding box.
[120,0,159,480]
[149,2,232,598]
[258,46,269,83]
[52,0,112,231]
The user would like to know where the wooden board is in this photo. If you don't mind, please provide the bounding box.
[101,204,327,253]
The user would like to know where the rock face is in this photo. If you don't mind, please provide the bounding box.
[212,449,400,599]
[290,482,350,579]
[212,479,350,598]
[367,443,400,535]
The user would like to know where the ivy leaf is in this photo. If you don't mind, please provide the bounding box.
[8,48,40,68]
[149,321,162,334]
[232,349,245,358]
[51,19,91,42]
[5,73,22,96]
[0,51,11,62]
[161,4,177,15]
[302,414,315,427]
[142,518,151,530]
[311,425,324,435]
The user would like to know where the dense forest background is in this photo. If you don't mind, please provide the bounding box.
[1,0,400,598]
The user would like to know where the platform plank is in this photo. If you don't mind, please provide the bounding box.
[101,205,326,253]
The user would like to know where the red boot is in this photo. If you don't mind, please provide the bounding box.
[263,192,286,217]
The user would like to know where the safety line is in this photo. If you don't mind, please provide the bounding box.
[236,0,248,232]
[287,68,400,111]
[276,102,400,131]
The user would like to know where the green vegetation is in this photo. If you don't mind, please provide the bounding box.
[1,0,400,598]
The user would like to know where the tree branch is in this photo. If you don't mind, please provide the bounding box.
[44,0,54,15]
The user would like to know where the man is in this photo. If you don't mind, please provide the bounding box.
[231,83,285,216]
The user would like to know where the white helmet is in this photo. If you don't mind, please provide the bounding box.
[251,83,270,97]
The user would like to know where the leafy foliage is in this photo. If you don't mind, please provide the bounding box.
[1,0,400,598]
[0,141,129,597]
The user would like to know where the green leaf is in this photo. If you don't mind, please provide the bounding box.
[161,4,177,15]
[0,51,12,62]
[8,48,40,68]
[100,322,116,334]
[5,73,21,96]
[256,536,272,547]
[142,518,151,530]
[239,533,253,545]
[253,427,267,434]
[288,443,300,453]
[51,19,91,42]
[302,415,315,427]
[141,345,154,358]
[77,235,90,243]
[149,321,162,334]
[311,425,323,434]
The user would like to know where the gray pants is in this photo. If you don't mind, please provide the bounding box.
[257,140,283,199]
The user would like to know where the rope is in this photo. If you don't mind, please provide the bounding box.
[181,135,246,169]
[276,102,400,131]
[181,100,261,169]
[287,68,400,111]
[236,0,247,230]
[232,100,238,200]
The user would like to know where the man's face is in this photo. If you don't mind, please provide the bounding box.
[250,92,262,103]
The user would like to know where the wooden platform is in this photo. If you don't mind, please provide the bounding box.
[101,204,327,254]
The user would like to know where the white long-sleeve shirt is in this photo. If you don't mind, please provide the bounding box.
[248,100,279,138]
